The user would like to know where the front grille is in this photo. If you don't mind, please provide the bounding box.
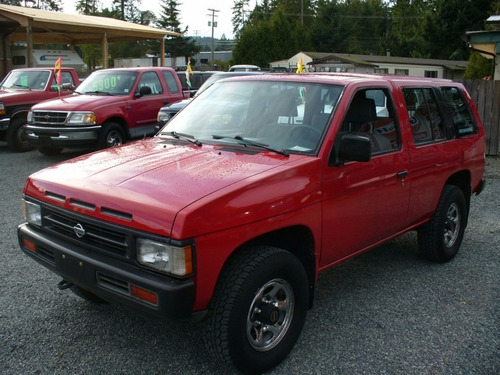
[32,111,69,125]
[42,206,132,258]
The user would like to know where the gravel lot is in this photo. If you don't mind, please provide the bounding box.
[1,145,498,375]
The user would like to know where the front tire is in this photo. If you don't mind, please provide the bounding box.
[418,185,467,262]
[6,118,34,152]
[205,246,309,374]
[98,122,125,149]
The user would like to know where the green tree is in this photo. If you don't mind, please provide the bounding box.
[112,0,142,22]
[0,1,22,5]
[423,0,494,60]
[464,51,494,79]
[13,0,63,11]
[383,0,428,57]
[232,0,314,66]
[155,0,200,66]
[310,0,387,55]
[75,0,101,14]
[232,0,250,37]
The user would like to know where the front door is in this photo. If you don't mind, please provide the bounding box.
[320,87,411,267]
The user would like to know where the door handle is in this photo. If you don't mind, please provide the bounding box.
[163,101,170,105]
[397,170,408,179]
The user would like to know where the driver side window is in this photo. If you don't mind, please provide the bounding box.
[339,88,400,154]
[137,72,163,95]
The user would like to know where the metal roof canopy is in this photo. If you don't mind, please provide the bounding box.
[0,4,181,68]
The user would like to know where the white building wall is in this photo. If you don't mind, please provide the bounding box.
[375,63,445,78]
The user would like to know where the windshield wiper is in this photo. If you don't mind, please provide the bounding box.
[8,84,30,90]
[168,131,202,146]
[81,90,113,95]
[212,135,289,157]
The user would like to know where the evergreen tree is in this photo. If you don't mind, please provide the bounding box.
[423,0,494,60]
[383,0,428,58]
[157,0,200,67]
[75,0,101,15]
[13,0,63,11]
[0,1,22,5]
[464,51,494,79]
[232,0,250,37]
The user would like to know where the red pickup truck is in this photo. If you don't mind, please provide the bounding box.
[0,67,79,151]
[25,67,186,155]
[18,73,485,373]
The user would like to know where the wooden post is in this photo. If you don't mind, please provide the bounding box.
[26,22,33,67]
[102,32,108,68]
[161,36,165,67]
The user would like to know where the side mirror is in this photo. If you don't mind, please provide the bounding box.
[135,85,152,97]
[61,82,75,91]
[330,133,371,166]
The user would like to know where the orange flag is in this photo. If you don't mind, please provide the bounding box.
[54,57,62,93]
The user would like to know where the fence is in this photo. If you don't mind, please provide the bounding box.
[461,80,500,156]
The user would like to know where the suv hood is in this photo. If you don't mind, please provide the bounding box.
[30,93,127,111]
[25,138,318,238]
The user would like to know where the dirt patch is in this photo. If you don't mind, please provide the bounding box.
[485,156,500,179]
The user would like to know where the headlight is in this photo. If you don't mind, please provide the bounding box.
[22,199,42,226]
[67,112,96,125]
[157,110,170,124]
[0,102,5,115]
[27,110,33,123]
[137,238,193,277]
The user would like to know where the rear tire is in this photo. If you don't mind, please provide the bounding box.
[418,185,467,262]
[204,246,309,374]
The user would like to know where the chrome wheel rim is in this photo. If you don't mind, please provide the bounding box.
[443,203,460,247]
[246,278,294,352]
[106,131,123,147]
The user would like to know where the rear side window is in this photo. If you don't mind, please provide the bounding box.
[162,71,180,94]
[440,87,476,137]
[402,88,444,145]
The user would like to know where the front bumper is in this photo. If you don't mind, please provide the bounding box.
[18,223,196,319]
[24,124,102,147]
[0,117,10,131]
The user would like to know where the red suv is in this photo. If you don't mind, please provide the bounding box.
[18,73,485,373]
[25,67,186,155]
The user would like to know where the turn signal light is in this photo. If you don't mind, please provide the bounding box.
[22,238,37,252]
[130,285,158,305]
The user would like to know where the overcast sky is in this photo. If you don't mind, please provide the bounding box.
[61,0,258,39]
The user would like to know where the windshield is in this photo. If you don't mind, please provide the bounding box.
[158,79,343,155]
[0,70,50,90]
[75,70,138,95]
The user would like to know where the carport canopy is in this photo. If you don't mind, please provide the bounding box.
[0,4,181,68]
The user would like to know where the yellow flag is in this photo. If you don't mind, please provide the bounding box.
[186,58,194,88]
[296,58,303,74]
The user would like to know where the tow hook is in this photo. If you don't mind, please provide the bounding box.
[57,279,73,290]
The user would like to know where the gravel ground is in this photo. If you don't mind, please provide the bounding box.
[0,147,498,375]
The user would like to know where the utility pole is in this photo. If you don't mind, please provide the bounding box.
[208,8,219,68]
[301,0,304,25]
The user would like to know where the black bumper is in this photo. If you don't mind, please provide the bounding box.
[18,223,196,320]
